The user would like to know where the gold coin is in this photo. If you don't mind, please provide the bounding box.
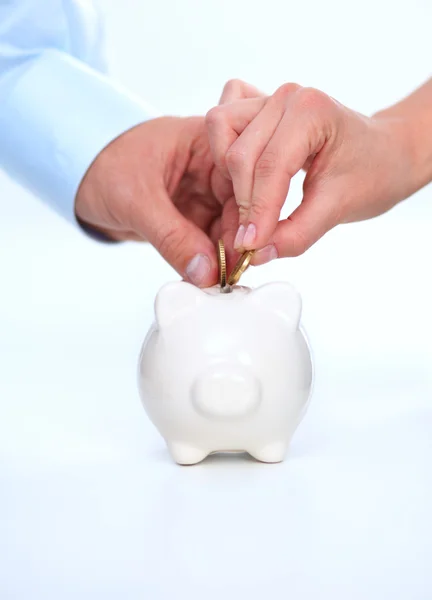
[227,250,255,286]
[217,239,227,288]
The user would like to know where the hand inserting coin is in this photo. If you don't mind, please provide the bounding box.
[217,239,255,293]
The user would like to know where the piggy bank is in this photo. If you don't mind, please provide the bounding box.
[138,281,313,465]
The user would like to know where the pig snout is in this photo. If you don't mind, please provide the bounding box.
[192,364,261,420]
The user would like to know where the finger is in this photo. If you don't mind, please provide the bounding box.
[132,188,218,288]
[245,86,337,250]
[207,196,239,276]
[77,221,146,242]
[209,215,222,245]
[219,79,264,104]
[209,196,241,274]
[177,199,218,234]
[210,158,234,205]
[220,195,242,274]
[252,183,342,263]
[206,97,266,179]
[107,230,146,242]
[222,85,301,233]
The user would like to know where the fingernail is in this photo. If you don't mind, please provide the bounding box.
[234,224,246,249]
[243,223,256,248]
[252,244,278,265]
[185,253,211,286]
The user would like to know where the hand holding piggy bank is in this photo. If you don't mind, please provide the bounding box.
[138,281,313,465]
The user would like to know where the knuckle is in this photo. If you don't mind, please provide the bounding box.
[205,105,225,128]
[226,148,247,173]
[250,194,269,219]
[254,150,279,179]
[237,203,249,222]
[223,78,244,95]
[295,87,331,113]
[155,218,185,258]
[274,82,301,101]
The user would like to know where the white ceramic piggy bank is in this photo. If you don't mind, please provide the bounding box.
[138,281,313,465]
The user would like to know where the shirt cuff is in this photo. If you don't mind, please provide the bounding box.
[0,48,159,226]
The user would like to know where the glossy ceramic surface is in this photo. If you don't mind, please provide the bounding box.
[138,281,313,464]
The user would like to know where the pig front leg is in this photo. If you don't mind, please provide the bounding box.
[248,441,288,464]
[168,442,209,465]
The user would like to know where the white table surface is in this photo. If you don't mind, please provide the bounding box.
[1,176,431,599]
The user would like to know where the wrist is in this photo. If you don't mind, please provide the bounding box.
[373,102,432,196]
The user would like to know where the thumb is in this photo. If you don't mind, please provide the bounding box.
[253,181,343,263]
[133,190,219,287]
[277,191,341,259]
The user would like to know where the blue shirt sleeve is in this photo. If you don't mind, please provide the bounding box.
[0,0,158,226]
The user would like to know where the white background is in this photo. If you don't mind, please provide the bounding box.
[1,0,432,598]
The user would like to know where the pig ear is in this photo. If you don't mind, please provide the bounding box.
[155,281,206,328]
[248,282,302,329]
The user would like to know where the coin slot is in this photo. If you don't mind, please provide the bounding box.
[221,284,232,294]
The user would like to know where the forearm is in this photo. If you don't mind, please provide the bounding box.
[0,1,157,226]
[373,78,432,194]
[0,49,155,223]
